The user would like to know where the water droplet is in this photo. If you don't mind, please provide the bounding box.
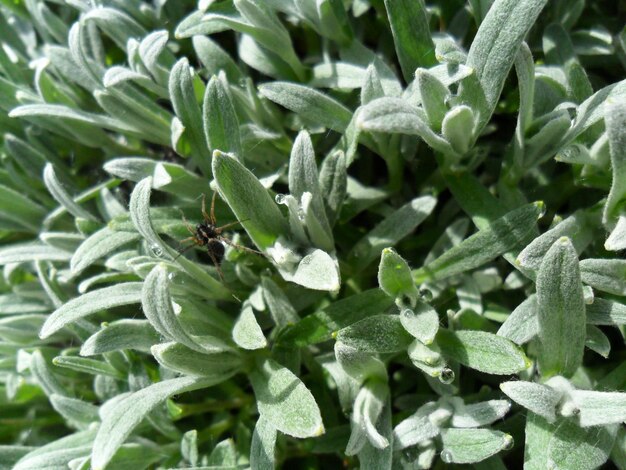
[503,434,514,450]
[401,308,413,318]
[275,193,286,205]
[419,287,433,302]
[150,244,163,257]
[440,449,453,464]
[439,367,455,384]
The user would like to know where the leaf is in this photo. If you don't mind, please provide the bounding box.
[261,277,299,326]
[39,283,143,339]
[232,302,267,350]
[0,184,46,232]
[571,390,626,427]
[417,69,449,131]
[335,342,387,383]
[536,237,586,378]
[259,82,353,132]
[461,0,549,129]
[249,358,324,438]
[580,258,626,296]
[336,315,413,353]
[212,151,288,250]
[142,265,202,352]
[169,58,212,175]
[603,101,626,226]
[13,429,96,470]
[9,104,135,135]
[440,428,513,464]
[80,320,160,356]
[393,402,439,450]
[103,158,205,200]
[288,131,333,250]
[152,342,241,378]
[383,0,436,81]
[450,399,511,427]
[71,227,139,274]
[43,163,98,221]
[30,349,68,397]
[356,97,456,155]
[250,417,277,470]
[357,386,392,470]
[203,75,242,158]
[310,62,367,89]
[91,376,216,470]
[414,202,543,283]
[436,329,529,374]
[517,210,595,274]
[586,298,626,326]
[349,195,437,270]
[346,381,389,454]
[525,414,617,470]
[0,242,71,265]
[500,380,561,422]
[378,248,419,306]
[52,356,124,379]
[442,105,475,155]
[497,295,538,345]
[585,324,611,358]
[318,150,347,225]
[193,36,243,82]
[277,289,395,347]
[399,301,439,345]
[287,249,341,292]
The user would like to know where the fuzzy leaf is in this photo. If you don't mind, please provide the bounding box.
[461,0,549,129]
[80,320,160,356]
[383,0,435,81]
[536,237,586,378]
[203,75,242,158]
[91,376,217,470]
[436,329,529,375]
[213,151,288,250]
[250,358,324,438]
[259,82,352,132]
[440,428,513,464]
[277,289,395,347]
[378,248,419,306]
[500,380,561,422]
[336,315,413,353]
[415,202,543,283]
[349,195,436,270]
[39,283,143,339]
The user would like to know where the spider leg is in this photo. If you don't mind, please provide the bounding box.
[206,249,225,282]
[180,210,196,235]
[210,191,218,225]
[174,241,199,260]
[220,236,265,256]
[215,217,251,235]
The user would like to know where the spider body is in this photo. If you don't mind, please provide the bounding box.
[177,193,261,280]
[196,222,219,244]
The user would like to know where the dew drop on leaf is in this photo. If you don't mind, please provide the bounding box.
[275,193,286,205]
[439,367,455,384]
[440,449,453,463]
[151,244,163,257]
[503,434,514,450]
[419,287,433,302]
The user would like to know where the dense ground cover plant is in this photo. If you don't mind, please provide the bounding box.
[0,0,625,468]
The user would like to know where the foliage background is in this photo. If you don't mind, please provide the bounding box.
[0,0,625,469]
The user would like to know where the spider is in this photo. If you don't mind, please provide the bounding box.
[177,193,261,281]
